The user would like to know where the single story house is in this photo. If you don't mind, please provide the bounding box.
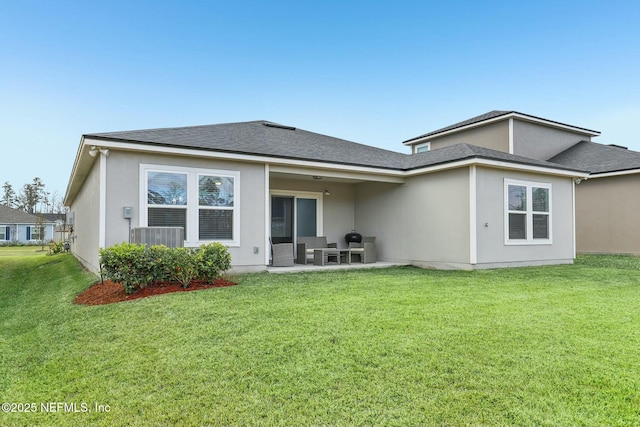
[0,204,57,244]
[64,111,603,274]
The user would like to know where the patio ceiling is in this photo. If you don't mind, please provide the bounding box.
[269,167,405,184]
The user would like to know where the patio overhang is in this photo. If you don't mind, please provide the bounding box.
[268,164,406,184]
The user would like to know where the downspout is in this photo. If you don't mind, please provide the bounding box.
[469,165,477,266]
[98,148,109,249]
[572,176,587,259]
[264,163,270,266]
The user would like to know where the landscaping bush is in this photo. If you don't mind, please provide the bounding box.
[166,247,199,288]
[99,243,232,294]
[196,242,232,283]
[99,243,150,294]
[49,241,67,255]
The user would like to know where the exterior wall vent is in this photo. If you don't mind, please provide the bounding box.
[131,227,184,247]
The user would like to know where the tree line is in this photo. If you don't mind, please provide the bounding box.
[1,178,65,214]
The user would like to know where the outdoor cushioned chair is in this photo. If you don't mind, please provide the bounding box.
[270,238,294,267]
[296,236,337,264]
[349,236,376,263]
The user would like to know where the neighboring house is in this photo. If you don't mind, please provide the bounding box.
[550,142,640,255]
[64,115,592,274]
[404,110,640,256]
[0,204,56,244]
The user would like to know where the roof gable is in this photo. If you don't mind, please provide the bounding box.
[403,110,600,144]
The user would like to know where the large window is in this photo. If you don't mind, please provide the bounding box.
[198,175,234,240]
[147,172,188,234]
[0,226,6,240]
[505,179,551,244]
[142,165,240,246]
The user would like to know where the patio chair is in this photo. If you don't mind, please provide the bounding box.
[349,236,376,263]
[270,238,294,267]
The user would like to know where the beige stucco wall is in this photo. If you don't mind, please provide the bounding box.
[575,174,640,255]
[355,168,471,268]
[513,120,590,161]
[426,121,509,153]
[68,157,101,273]
[475,167,576,267]
[103,151,267,269]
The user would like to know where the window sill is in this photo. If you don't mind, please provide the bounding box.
[504,239,553,246]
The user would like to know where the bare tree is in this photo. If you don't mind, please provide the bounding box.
[48,191,65,214]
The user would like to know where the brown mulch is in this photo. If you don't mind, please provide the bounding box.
[74,278,237,306]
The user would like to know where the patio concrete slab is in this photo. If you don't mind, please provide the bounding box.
[266,261,407,274]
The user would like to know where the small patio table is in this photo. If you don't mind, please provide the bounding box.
[313,248,351,266]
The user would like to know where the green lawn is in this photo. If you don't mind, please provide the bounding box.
[1,250,639,426]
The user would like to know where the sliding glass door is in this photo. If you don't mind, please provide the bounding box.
[271,192,322,244]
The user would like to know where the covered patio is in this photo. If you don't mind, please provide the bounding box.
[267,166,405,267]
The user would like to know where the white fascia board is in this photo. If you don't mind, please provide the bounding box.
[586,169,640,179]
[70,138,586,200]
[403,113,600,146]
[405,158,589,179]
[63,135,90,205]
[89,139,408,182]
[509,113,600,136]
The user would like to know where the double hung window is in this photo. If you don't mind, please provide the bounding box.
[26,225,42,241]
[142,165,239,246]
[505,179,551,244]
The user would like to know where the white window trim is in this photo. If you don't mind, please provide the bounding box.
[415,141,431,153]
[140,164,241,247]
[504,178,552,245]
[28,225,41,241]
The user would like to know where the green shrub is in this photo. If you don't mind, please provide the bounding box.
[166,247,199,288]
[48,241,67,255]
[99,243,150,294]
[196,242,232,283]
[99,243,232,293]
[145,245,171,284]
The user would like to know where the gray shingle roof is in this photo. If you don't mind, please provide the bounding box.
[0,205,53,224]
[87,120,408,170]
[402,143,586,172]
[549,141,640,174]
[86,120,585,174]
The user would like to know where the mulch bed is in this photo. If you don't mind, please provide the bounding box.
[74,278,237,306]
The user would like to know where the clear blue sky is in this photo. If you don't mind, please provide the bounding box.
[2,0,639,201]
